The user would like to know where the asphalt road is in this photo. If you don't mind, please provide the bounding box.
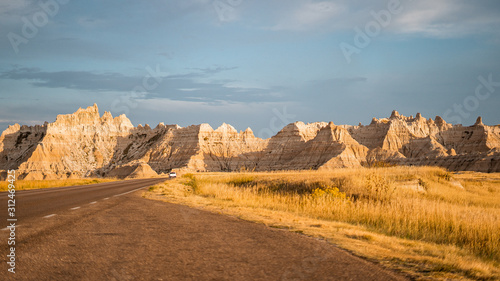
[0,178,407,280]
[0,178,168,224]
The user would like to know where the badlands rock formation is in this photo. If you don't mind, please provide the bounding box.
[0,105,499,179]
[0,105,133,180]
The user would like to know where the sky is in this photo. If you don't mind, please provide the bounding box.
[1,0,500,138]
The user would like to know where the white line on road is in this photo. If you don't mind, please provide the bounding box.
[1,225,19,231]
[113,185,151,197]
[43,214,56,219]
[90,201,97,204]
[70,206,81,210]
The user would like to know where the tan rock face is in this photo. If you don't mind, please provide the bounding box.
[255,122,327,170]
[1,104,134,179]
[0,123,47,174]
[350,113,500,171]
[107,163,158,179]
[1,106,499,179]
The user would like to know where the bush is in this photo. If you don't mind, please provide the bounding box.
[182,173,198,194]
[182,173,195,180]
[369,161,397,168]
[228,176,255,187]
[418,178,428,190]
[365,173,395,201]
[266,181,334,195]
[311,186,346,200]
[330,177,351,192]
[436,171,452,181]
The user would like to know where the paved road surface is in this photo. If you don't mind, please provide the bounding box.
[1,179,407,280]
[0,178,168,224]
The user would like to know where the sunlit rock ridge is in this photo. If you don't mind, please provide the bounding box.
[1,104,499,179]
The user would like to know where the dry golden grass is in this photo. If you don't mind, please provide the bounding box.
[145,166,500,280]
[0,178,117,191]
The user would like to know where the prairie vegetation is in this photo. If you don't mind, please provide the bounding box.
[0,178,117,191]
[146,167,500,280]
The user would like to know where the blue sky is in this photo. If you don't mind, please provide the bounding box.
[1,0,500,138]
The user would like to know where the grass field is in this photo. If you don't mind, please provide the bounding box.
[0,178,117,192]
[145,166,500,280]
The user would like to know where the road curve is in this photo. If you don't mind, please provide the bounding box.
[0,179,407,280]
[0,178,168,223]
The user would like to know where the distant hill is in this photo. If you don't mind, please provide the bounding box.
[1,104,499,180]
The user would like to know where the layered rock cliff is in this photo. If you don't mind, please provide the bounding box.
[0,106,498,179]
[0,104,134,179]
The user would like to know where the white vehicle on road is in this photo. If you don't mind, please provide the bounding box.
[169,172,177,178]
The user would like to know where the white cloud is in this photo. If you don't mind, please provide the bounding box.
[271,1,344,31]
[0,0,32,12]
[0,0,35,25]
[261,0,500,37]
[178,88,201,92]
[392,0,500,37]
[223,81,268,90]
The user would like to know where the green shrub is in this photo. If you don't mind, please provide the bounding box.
[311,186,346,199]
